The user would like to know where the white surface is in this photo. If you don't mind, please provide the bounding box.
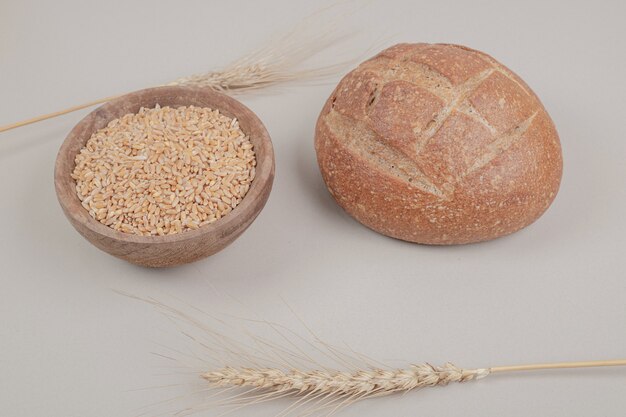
[1,0,625,416]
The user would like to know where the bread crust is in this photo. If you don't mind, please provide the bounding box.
[315,43,562,244]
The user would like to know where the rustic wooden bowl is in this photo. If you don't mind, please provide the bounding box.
[55,86,274,267]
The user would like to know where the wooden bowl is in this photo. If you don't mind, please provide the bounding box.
[54,86,275,267]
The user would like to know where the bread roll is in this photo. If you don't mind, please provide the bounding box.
[315,43,562,244]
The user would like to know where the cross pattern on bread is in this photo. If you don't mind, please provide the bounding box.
[332,48,541,198]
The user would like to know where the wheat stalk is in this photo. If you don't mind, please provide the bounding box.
[189,360,626,417]
[126,296,626,416]
[201,359,626,403]
[0,6,359,134]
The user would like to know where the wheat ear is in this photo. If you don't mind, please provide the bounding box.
[203,362,489,397]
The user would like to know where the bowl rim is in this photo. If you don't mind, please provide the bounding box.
[54,85,274,245]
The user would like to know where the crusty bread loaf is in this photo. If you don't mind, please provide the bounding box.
[315,43,562,244]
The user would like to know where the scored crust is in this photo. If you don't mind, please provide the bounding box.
[315,43,563,244]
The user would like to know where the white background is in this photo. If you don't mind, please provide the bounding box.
[1,0,625,416]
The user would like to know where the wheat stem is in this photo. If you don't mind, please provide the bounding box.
[128,295,626,415]
[490,358,626,374]
[0,95,121,133]
[0,63,338,134]
[0,13,357,134]
[201,358,626,402]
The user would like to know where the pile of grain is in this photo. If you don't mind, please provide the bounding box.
[72,105,256,236]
